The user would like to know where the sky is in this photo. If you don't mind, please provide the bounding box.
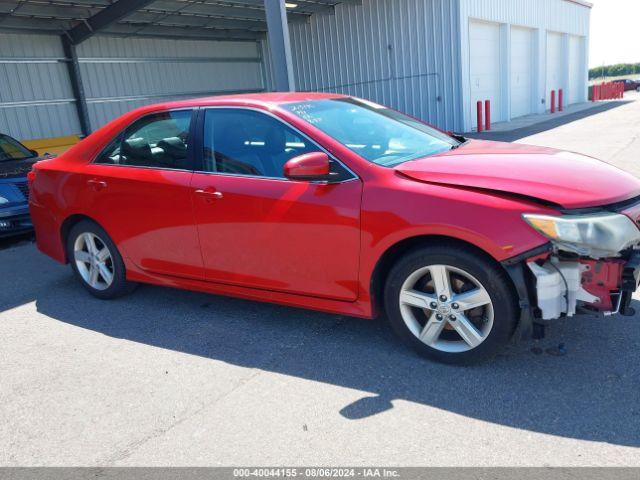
[589,0,640,67]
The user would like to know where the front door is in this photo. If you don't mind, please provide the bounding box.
[191,108,362,301]
[83,109,204,280]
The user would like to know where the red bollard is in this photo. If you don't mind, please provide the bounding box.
[485,99,491,131]
[550,90,556,113]
[558,89,563,111]
[476,101,484,132]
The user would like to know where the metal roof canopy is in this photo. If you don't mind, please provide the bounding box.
[0,0,356,42]
[0,0,359,135]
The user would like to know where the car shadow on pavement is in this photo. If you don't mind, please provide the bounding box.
[466,101,632,143]
[2,245,637,448]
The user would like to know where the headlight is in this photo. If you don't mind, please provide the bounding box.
[0,196,8,205]
[523,212,640,258]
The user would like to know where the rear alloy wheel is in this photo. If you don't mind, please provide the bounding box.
[384,246,518,364]
[67,220,136,299]
[73,232,114,291]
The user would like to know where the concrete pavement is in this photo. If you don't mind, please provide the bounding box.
[1,94,640,466]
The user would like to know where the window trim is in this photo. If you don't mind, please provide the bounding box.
[194,106,359,184]
[91,108,197,172]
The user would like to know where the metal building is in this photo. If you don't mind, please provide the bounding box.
[0,0,591,143]
[286,0,592,132]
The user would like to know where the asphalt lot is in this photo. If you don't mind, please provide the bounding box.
[1,94,640,466]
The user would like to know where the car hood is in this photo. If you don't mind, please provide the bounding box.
[0,156,42,179]
[395,140,640,209]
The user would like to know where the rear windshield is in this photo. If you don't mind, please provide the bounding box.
[0,135,36,162]
[282,98,459,166]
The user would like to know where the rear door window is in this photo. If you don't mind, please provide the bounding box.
[96,110,193,170]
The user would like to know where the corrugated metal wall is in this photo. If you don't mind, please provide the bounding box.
[288,0,464,132]
[0,33,81,141]
[0,33,267,141]
[76,36,266,130]
[460,0,590,36]
[260,39,276,93]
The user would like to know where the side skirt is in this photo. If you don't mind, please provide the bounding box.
[125,262,374,320]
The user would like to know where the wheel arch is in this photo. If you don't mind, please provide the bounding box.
[369,235,519,316]
[60,214,107,263]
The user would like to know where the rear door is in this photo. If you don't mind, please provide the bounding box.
[190,108,362,301]
[81,109,204,280]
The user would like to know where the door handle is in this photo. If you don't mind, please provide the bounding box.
[87,179,107,191]
[195,188,223,203]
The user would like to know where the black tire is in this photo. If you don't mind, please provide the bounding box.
[383,244,518,365]
[66,220,137,299]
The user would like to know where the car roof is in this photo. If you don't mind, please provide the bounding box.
[144,92,348,111]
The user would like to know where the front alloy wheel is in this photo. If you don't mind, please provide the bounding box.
[399,265,494,353]
[384,245,518,364]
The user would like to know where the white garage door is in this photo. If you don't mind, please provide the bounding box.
[469,20,502,129]
[568,35,584,105]
[546,32,563,111]
[510,26,534,118]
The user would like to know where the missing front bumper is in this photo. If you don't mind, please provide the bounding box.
[526,251,640,321]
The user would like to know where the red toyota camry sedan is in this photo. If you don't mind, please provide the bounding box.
[29,93,640,364]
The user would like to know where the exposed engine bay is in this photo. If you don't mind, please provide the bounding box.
[527,255,636,319]
[522,202,640,322]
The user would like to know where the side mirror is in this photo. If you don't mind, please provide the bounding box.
[284,152,331,180]
[30,149,39,158]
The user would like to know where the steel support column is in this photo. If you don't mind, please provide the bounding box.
[61,37,91,136]
[264,0,296,91]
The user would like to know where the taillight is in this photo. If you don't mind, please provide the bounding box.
[27,169,37,201]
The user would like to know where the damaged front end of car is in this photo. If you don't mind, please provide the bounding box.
[504,198,640,338]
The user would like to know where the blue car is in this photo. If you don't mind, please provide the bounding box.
[0,134,43,237]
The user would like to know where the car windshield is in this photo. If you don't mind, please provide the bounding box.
[0,135,36,162]
[282,98,460,166]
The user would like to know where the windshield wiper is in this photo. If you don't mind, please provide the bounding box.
[450,137,470,150]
